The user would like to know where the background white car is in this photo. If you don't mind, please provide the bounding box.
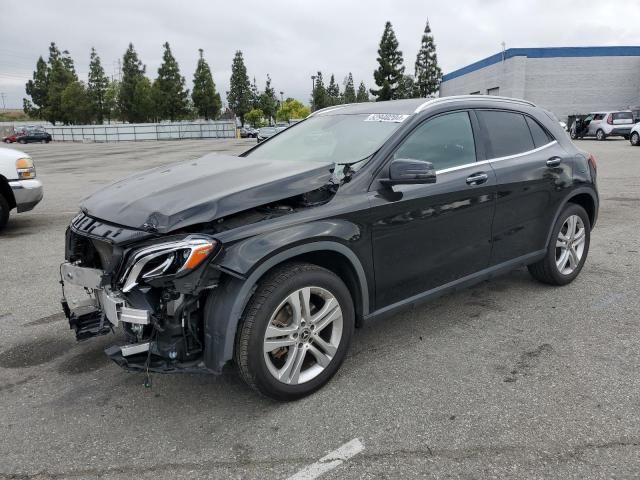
[0,147,44,229]
[630,123,640,146]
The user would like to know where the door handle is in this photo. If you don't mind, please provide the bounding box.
[546,157,562,167]
[466,172,488,185]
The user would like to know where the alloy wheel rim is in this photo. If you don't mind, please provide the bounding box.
[263,286,343,385]
[555,214,586,275]
[632,133,639,146]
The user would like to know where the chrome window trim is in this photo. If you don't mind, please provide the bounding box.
[434,140,557,175]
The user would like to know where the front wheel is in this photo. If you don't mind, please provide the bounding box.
[528,204,590,286]
[235,262,354,400]
[631,132,640,146]
[17,138,26,144]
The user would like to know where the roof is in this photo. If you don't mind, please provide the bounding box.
[311,95,536,117]
[442,46,640,82]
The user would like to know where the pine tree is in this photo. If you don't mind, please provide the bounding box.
[61,81,92,125]
[153,42,189,121]
[87,47,109,123]
[226,50,251,125]
[396,74,417,99]
[134,77,155,122]
[250,76,260,109]
[327,74,340,105]
[343,73,356,104]
[24,56,49,119]
[311,71,328,111]
[45,43,77,124]
[414,21,442,97]
[259,74,278,123]
[119,43,146,123]
[356,81,369,102]
[104,80,120,123]
[370,21,405,101]
[191,48,222,120]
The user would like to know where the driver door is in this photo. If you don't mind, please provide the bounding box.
[367,110,496,309]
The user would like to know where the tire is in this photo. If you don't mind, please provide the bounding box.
[17,138,26,144]
[235,262,354,400]
[40,139,46,144]
[596,129,605,141]
[528,203,590,286]
[0,194,10,230]
[3,139,10,143]
[623,135,629,141]
[631,132,640,146]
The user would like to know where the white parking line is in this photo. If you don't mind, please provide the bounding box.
[286,438,365,480]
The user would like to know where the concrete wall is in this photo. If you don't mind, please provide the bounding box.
[440,55,640,121]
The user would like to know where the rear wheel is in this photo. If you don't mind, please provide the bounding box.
[0,194,10,230]
[631,132,640,146]
[528,204,590,286]
[235,262,354,400]
[3,139,10,143]
[17,138,26,144]
[596,129,605,141]
[40,139,46,144]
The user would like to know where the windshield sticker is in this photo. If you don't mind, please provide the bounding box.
[364,113,409,123]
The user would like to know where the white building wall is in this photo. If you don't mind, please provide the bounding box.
[440,54,640,121]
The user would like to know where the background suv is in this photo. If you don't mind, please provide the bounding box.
[583,111,634,140]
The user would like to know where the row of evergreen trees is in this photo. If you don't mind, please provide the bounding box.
[23,20,442,124]
[370,21,441,101]
[24,42,222,125]
[311,72,370,111]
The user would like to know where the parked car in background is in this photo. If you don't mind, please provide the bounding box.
[58,95,597,400]
[3,132,18,143]
[16,128,52,144]
[0,147,44,229]
[571,111,634,141]
[257,122,290,143]
[240,127,258,138]
[630,123,640,146]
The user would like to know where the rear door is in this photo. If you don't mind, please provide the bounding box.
[476,110,573,264]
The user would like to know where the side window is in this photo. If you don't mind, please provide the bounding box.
[593,114,605,121]
[477,110,534,158]
[393,111,476,171]
[525,116,554,148]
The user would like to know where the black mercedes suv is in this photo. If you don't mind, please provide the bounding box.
[60,95,598,400]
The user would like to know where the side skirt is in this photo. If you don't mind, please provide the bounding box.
[362,250,546,325]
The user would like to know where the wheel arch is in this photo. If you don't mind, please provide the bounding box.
[203,241,369,373]
[544,188,598,249]
[0,175,17,209]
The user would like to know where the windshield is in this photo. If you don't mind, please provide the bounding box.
[246,114,402,164]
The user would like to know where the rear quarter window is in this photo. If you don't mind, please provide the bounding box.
[525,116,554,148]
[477,110,535,158]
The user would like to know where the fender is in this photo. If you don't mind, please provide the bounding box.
[203,236,370,373]
[544,186,599,248]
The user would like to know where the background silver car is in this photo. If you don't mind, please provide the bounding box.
[583,111,635,140]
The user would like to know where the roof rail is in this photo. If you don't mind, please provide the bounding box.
[414,95,536,113]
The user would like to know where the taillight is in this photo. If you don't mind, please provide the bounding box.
[587,153,597,172]
[607,114,613,125]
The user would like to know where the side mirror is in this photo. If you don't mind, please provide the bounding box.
[382,158,436,185]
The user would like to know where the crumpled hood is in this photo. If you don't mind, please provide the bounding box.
[81,153,334,233]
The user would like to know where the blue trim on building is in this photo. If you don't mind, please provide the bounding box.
[442,46,640,82]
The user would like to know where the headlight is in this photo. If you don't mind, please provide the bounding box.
[120,236,217,292]
[16,157,36,179]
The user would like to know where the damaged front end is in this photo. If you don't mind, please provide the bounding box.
[60,213,221,374]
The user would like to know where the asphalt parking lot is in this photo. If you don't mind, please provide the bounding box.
[1,137,639,479]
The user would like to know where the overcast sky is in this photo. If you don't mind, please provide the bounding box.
[1,0,639,109]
